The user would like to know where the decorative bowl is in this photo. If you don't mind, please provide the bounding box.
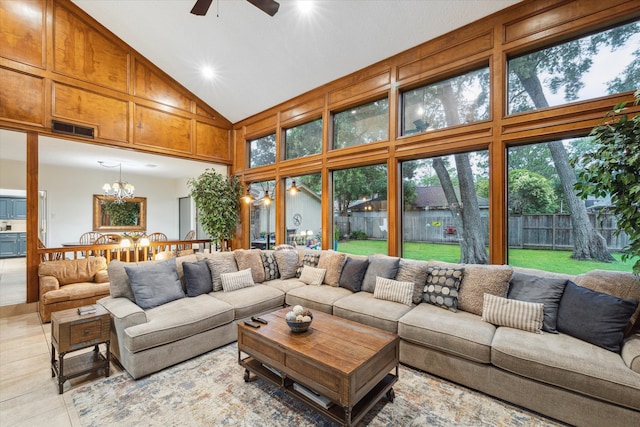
[286,314,313,333]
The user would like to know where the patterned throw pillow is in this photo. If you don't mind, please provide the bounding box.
[299,266,327,286]
[373,277,414,306]
[423,266,464,312]
[261,251,280,281]
[220,268,255,292]
[482,293,544,334]
[296,252,321,278]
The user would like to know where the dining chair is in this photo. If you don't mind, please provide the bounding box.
[79,231,103,245]
[147,232,168,242]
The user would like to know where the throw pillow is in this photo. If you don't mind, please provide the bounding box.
[124,260,185,310]
[557,281,639,353]
[373,277,414,306]
[205,252,238,292]
[396,259,429,304]
[339,257,369,292]
[458,264,512,316]
[182,259,213,297]
[273,249,299,279]
[507,272,567,333]
[107,260,137,301]
[362,255,400,293]
[220,268,255,292]
[296,251,321,278]
[261,250,280,281]
[299,265,327,286]
[234,249,265,283]
[317,250,346,287]
[423,266,464,312]
[482,293,544,334]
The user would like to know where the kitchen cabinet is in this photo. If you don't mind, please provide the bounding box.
[0,233,27,258]
[0,197,27,220]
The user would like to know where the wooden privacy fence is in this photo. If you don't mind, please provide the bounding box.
[337,212,629,252]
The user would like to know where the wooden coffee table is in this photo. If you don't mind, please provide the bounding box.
[238,307,399,426]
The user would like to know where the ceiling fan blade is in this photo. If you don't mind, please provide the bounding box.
[247,0,280,17]
[191,0,213,16]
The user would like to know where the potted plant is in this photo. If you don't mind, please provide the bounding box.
[188,169,242,251]
[573,90,640,274]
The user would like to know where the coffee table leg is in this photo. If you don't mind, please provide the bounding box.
[386,388,395,402]
[244,369,251,383]
[58,352,65,394]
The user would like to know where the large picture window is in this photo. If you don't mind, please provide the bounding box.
[333,99,388,149]
[247,180,275,249]
[401,68,490,136]
[285,174,321,248]
[249,134,276,168]
[284,119,322,160]
[507,20,640,114]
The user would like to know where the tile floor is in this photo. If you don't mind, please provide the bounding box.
[0,258,122,426]
[0,257,26,307]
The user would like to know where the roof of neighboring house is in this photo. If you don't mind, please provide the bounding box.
[349,186,489,212]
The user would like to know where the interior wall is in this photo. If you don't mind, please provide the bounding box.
[0,159,25,190]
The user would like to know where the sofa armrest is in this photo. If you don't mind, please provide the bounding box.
[39,276,59,295]
[621,333,640,373]
[98,296,147,331]
[94,270,109,283]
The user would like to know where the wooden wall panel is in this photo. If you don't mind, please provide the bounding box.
[134,60,191,111]
[196,121,230,160]
[133,105,191,153]
[504,1,581,44]
[0,0,45,68]
[52,83,128,141]
[244,115,277,138]
[280,96,325,125]
[53,2,129,92]
[0,67,44,126]
[328,72,390,106]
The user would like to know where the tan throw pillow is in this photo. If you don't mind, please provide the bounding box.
[482,293,543,334]
[234,249,265,283]
[317,250,346,287]
[458,264,512,316]
[205,252,238,292]
[220,268,255,292]
[299,266,326,286]
[274,249,299,279]
[373,277,414,306]
[396,259,429,304]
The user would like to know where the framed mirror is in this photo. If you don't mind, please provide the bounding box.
[93,195,147,232]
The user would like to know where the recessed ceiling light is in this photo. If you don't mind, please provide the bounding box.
[201,66,215,80]
[297,1,314,14]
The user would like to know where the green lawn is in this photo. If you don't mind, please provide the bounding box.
[336,240,637,275]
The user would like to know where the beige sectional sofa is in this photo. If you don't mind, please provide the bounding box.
[98,248,640,427]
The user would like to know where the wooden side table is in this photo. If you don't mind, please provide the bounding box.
[50,305,111,394]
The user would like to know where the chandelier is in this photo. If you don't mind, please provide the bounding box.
[99,161,135,204]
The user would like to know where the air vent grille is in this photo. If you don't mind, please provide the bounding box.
[51,120,95,139]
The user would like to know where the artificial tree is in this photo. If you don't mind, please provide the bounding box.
[188,169,242,250]
[573,90,640,274]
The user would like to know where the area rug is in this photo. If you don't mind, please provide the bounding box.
[72,342,564,427]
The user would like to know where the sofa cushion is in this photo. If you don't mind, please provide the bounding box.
[182,259,213,297]
[482,294,544,334]
[41,282,110,304]
[204,252,238,292]
[299,265,326,286]
[211,284,285,319]
[491,327,640,411]
[263,277,306,293]
[122,294,234,353]
[261,250,280,281]
[396,259,429,304]
[317,250,346,287]
[274,249,299,279]
[285,284,352,314]
[373,277,414,306]
[334,292,413,333]
[423,266,464,312]
[234,249,265,283]
[507,272,567,333]
[362,255,400,293]
[574,269,640,336]
[557,281,639,353]
[458,264,512,316]
[296,251,321,278]
[398,303,496,364]
[220,268,255,292]
[38,257,107,285]
[339,257,369,292]
[125,260,185,310]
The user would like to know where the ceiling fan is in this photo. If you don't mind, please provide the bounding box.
[191,0,280,17]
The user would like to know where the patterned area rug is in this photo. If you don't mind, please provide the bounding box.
[72,342,564,426]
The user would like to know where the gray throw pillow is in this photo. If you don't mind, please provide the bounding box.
[205,252,238,292]
[508,272,567,333]
[396,259,429,304]
[361,255,400,293]
[557,281,639,353]
[339,257,369,292]
[124,260,185,310]
[183,259,213,297]
[274,249,299,279]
